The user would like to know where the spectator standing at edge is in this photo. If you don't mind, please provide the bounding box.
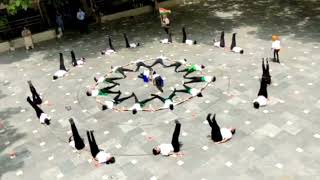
[21,27,34,50]
[56,11,64,38]
[77,8,88,34]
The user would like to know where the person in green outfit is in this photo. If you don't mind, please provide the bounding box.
[86,84,120,97]
[184,76,216,85]
[128,93,157,114]
[175,84,203,97]
[94,76,123,86]
[177,64,205,77]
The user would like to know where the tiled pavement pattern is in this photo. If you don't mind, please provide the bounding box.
[1,0,320,179]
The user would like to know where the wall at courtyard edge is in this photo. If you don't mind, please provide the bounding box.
[101,0,182,22]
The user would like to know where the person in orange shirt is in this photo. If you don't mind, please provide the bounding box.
[271,35,281,63]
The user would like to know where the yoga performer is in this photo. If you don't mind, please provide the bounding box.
[214,31,225,48]
[28,80,42,105]
[97,92,134,110]
[182,27,197,45]
[26,96,51,125]
[206,113,236,144]
[86,84,120,97]
[94,76,123,86]
[101,36,116,55]
[253,78,268,109]
[71,50,85,67]
[124,33,140,48]
[153,120,182,156]
[138,69,151,83]
[110,65,134,78]
[68,118,85,150]
[152,71,164,93]
[230,33,244,54]
[160,33,172,44]
[184,76,216,84]
[175,84,203,97]
[151,90,176,110]
[177,64,205,77]
[271,35,281,63]
[86,130,115,164]
[261,58,271,85]
[148,56,169,68]
[53,53,68,80]
[165,59,188,72]
[134,60,152,72]
[128,93,156,114]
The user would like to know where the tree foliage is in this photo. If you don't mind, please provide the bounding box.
[0,0,32,15]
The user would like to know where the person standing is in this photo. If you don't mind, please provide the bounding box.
[271,35,281,63]
[56,11,64,38]
[77,8,87,33]
[160,14,170,34]
[21,27,34,50]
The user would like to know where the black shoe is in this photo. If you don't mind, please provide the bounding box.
[212,76,216,82]
[69,118,74,124]
[94,77,98,82]
[174,119,181,124]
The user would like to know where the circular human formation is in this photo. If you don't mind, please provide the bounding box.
[86,57,216,114]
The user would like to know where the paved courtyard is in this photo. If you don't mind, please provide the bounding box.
[1,0,320,179]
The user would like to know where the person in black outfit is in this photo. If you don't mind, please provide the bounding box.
[28,80,42,105]
[26,96,50,125]
[134,61,152,72]
[101,92,135,110]
[165,59,187,72]
[206,113,223,142]
[68,118,85,150]
[261,58,271,85]
[148,58,168,68]
[86,130,115,164]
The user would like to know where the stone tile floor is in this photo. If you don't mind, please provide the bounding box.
[1,0,320,179]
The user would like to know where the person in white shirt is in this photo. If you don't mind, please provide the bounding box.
[53,53,68,80]
[182,27,197,45]
[27,96,50,125]
[71,50,85,67]
[98,92,134,110]
[86,84,120,97]
[165,59,188,72]
[261,58,271,85]
[101,36,116,55]
[151,71,164,93]
[230,33,244,54]
[28,80,42,105]
[128,93,156,114]
[175,84,203,97]
[86,130,115,164]
[151,90,176,110]
[161,14,170,34]
[213,31,225,48]
[184,76,216,84]
[153,120,181,156]
[68,118,85,150]
[271,35,281,63]
[110,65,134,78]
[124,33,140,48]
[160,33,172,44]
[77,8,87,33]
[138,69,151,83]
[253,78,268,109]
[206,113,236,144]
[149,57,169,68]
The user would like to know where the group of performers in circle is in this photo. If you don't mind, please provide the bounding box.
[87,56,216,114]
[24,23,279,165]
